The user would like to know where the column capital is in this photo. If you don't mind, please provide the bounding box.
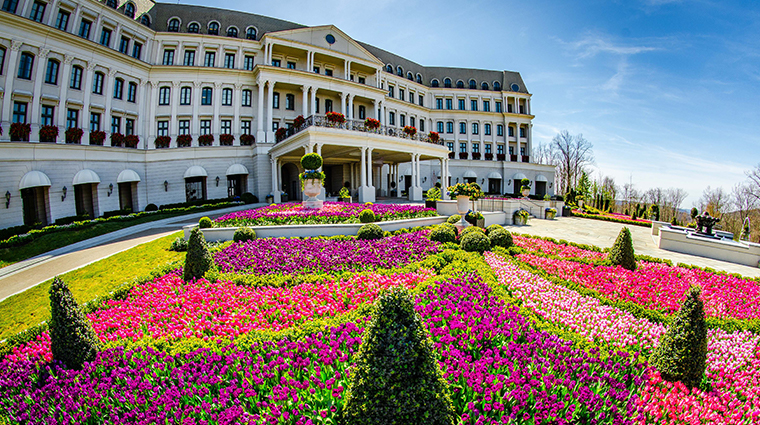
[63,55,75,65]
[193,80,203,88]
[108,69,118,77]
[11,40,23,51]
[301,85,311,92]
[172,81,181,88]
[214,81,223,89]
[87,62,97,71]
[234,83,243,90]
[38,48,50,59]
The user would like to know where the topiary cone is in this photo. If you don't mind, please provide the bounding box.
[183,226,213,281]
[340,287,457,425]
[49,277,99,370]
[608,227,636,271]
[650,285,707,389]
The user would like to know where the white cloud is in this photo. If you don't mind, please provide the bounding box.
[565,33,659,59]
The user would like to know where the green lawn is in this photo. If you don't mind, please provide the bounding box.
[0,232,184,341]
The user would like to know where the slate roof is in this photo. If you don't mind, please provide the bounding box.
[147,2,529,93]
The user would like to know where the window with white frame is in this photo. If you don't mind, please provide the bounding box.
[222,88,232,106]
[200,120,211,135]
[180,86,191,105]
[157,120,168,136]
[242,89,251,107]
[179,119,190,135]
[158,86,170,105]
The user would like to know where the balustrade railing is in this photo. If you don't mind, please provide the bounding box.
[276,115,446,146]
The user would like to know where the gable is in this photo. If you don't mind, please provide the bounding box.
[267,26,382,64]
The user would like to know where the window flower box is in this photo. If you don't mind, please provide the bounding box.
[154,136,171,149]
[403,126,417,137]
[177,134,192,147]
[275,127,287,142]
[365,118,380,130]
[459,152,468,160]
[39,125,59,143]
[427,131,440,143]
[497,153,506,161]
[220,134,234,146]
[198,134,214,146]
[240,134,254,146]
[448,151,455,159]
[110,132,124,147]
[326,111,345,124]
[484,152,494,160]
[124,134,139,148]
[472,152,481,160]
[89,130,106,146]
[65,127,83,144]
[10,123,31,142]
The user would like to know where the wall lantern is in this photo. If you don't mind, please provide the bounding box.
[422,177,427,183]
[61,186,67,202]
[398,176,403,182]
[507,179,512,186]
[215,176,220,187]
[107,183,114,197]
[5,191,10,209]
[455,178,459,183]
[549,182,553,188]
[164,180,169,191]
[481,178,485,184]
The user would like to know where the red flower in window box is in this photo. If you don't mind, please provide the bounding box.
[472,152,481,160]
[403,126,417,137]
[154,136,171,148]
[124,134,139,148]
[198,134,214,146]
[448,151,455,159]
[177,134,192,147]
[39,125,59,143]
[220,134,234,146]
[110,132,124,147]
[65,127,83,144]
[459,152,468,160]
[325,111,345,124]
[10,123,31,142]
[497,153,506,161]
[89,130,106,146]
[484,152,494,160]
[293,115,306,128]
[427,131,440,143]
[275,127,287,142]
[240,134,255,145]
[364,118,381,130]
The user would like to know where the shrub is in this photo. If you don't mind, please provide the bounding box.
[49,277,99,370]
[301,152,323,170]
[429,225,456,243]
[441,223,459,236]
[145,203,158,212]
[608,227,636,271]
[485,224,504,235]
[338,187,351,198]
[459,226,485,239]
[690,207,699,220]
[357,223,384,240]
[169,237,188,252]
[198,217,213,229]
[631,211,638,221]
[183,227,213,281]
[241,192,258,204]
[341,287,456,425]
[359,209,376,223]
[488,228,513,248]
[233,227,256,242]
[426,186,441,201]
[650,285,707,389]
[446,215,461,224]
[460,230,490,254]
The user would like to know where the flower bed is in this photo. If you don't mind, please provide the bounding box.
[512,235,606,260]
[214,202,437,227]
[571,210,653,227]
[214,231,439,275]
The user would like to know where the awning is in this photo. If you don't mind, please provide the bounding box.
[72,169,101,186]
[226,164,249,176]
[463,170,477,178]
[19,171,52,189]
[487,172,503,179]
[184,165,208,178]
[535,174,548,182]
[117,169,141,183]
[513,172,528,180]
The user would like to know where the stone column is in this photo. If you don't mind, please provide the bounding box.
[57,55,73,142]
[311,87,317,116]
[46,0,60,26]
[270,155,281,203]
[515,123,521,161]
[81,63,96,145]
[0,41,22,140]
[169,81,179,139]
[256,79,265,143]
[347,94,354,121]
[233,83,242,145]
[339,92,346,115]
[30,48,50,141]
[266,81,274,142]
[137,80,147,149]
[104,69,116,140]
[301,85,309,117]
[147,81,158,147]
[192,81,201,138]
[367,147,374,187]
[212,82,222,146]
[360,147,367,187]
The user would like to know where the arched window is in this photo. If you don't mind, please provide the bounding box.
[208,22,219,35]
[167,18,180,32]
[443,78,451,88]
[385,64,393,73]
[416,74,422,84]
[227,27,238,37]
[17,52,34,80]
[188,22,199,33]
[140,14,150,27]
[481,82,489,90]
[246,27,256,40]
[469,79,476,89]
[493,81,501,91]
[396,66,403,77]
[456,80,464,89]
[431,79,439,88]
[106,0,117,8]
[124,2,135,18]
[406,71,413,81]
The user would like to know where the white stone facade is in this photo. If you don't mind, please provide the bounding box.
[0,0,555,229]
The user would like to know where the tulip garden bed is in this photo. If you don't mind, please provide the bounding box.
[1,230,759,424]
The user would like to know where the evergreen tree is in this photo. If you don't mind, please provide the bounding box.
[608,227,636,271]
[49,277,99,370]
[183,227,213,281]
[650,285,708,389]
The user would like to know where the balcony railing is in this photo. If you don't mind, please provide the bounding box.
[275,115,445,146]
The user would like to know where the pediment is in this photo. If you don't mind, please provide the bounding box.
[267,25,382,64]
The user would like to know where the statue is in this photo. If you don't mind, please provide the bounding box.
[695,211,720,236]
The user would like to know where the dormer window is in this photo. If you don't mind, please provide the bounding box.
[246,27,256,40]
[124,2,135,18]
[168,18,180,32]
[481,82,489,90]
[226,27,238,37]
[431,79,439,88]
[444,78,451,88]
[456,80,464,89]
[407,71,413,81]
[140,15,150,27]
[494,82,501,91]
[208,22,219,35]
[188,22,199,33]
[106,0,117,8]
[396,66,403,77]
[416,74,422,84]
[469,79,477,89]
[386,64,393,73]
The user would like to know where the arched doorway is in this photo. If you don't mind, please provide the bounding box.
[73,169,101,218]
[117,169,141,212]
[280,162,301,201]
[226,164,249,198]
[19,171,51,226]
[184,165,208,202]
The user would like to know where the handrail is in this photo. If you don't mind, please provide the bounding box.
[276,115,446,146]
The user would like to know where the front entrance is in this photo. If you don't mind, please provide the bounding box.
[21,187,49,225]
[404,175,411,194]
[535,181,547,197]
[227,174,247,198]
[185,177,207,202]
[513,181,522,197]
[118,182,137,212]
[74,183,97,217]
[488,178,501,195]
[280,163,301,201]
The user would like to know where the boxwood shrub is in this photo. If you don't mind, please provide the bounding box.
[357,223,384,240]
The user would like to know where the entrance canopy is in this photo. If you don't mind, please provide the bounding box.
[184,165,208,178]
[117,169,141,183]
[226,164,249,176]
[487,171,502,179]
[19,171,52,189]
[513,172,528,180]
[535,174,548,182]
[463,170,477,178]
[72,169,101,186]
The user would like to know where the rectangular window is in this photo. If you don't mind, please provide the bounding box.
[157,120,168,137]
[29,1,45,22]
[497,124,503,136]
[388,86,394,98]
[271,59,281,67]
[132,43,142,60]
[0,47,5,75]
[244,55,254,70]
[285,94,294,110]
[436,98,443,109]
[447,142,454,152]
[485,143,492,154]
[180,87,191,105]
[410,117,415,128]
[472,143,480,153]
[418,95,423,107]
[78,19,91,39]
[409,92,414,103]
[286,61,296,69]
[437,122,444,133]
[224,53,235,69]
[2,0,18,13]
[184,50,195,66]
[359,105,366,120]
[389,112,395,126]
[204,51,215,67]
[445,98,452,110]
[158,86,170,105]
[459,142,467,153]
[12,102,27,123]
[472,122,479,134]
[521,147,526,156]
[17,52,33,79]
[458,99,465,110]
[200,120,211,135]
[222,88,232,106]
[485,123,491,135]
[119,36,129,54]
[272,122,279,131]
[127,82,137,102]
[520,127,525,138]
[93,72,103,94]
[459,122,466,134]
[113,78,124,99]
[324,68,333,76]
[508,126,514,137]
[241,120,251,135]
[125,118,134,135]
[507,103,513,113]
[273,92,280,109]
[163,49,174,65]
[55,9,69,31]
[315,97,320,113]
[358,76,366,84]
[446,122,453,134]
[100,28,112,47]
[419,119,424,132]
[497,144,504,155]
[90,112,100,131]
[111,116,120,134]
[400,114,405,127]
[471,99,478,111]
[509,146,514,155]
[399,89,405,101]
[45,59,59,85]
[242,89,251,107]
[67,108,78,129]
[69,66,82,89]
[221,119,231,134]
[179,119,190,135]
[495,101,502,113]
[313,66,319,74]
[41,105,54,126]
[483,100,490,112]
[201,87,212,105]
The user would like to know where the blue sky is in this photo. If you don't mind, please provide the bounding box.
[188,0,760,206]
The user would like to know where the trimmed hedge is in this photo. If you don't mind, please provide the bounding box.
[233,227,256,242]
[358,209,376,223]
[428,225,457,244]
[357,223,384,240]
[49,277,100,370]
[183,227,213,281]
[571,211,652,228]
[460,231,490,254]
[488,228,513,249]
[608,227,636,271]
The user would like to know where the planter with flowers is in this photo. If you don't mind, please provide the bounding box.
[39,125,59,143]
[275,127,287,142]
[10,123,31,142]
[338,186,351,203]
[484,152,494,160]
[513,209,530,225]
[294,115,306,128]
[472,152,481,160]
[89,130,106,146]
[364,118,380,131]
[459,152,468,160]
[447,182,484,228]
[448,151,455,159]
[325,112,345,125]
[520,178,531,197]
[65,127,83,144]
[403,126,417,137]
[110,133,124,147]
[220,134,234,146]
[497,153,506,161]
[299,153,325,209]
[177,134,192,147]
[124,135,139,148]
[199,134,214,146]
[427,131,440,143]
[154,136,171,149]
[240,134,254,146]
[545,207,557,220]
[425,186,441,209]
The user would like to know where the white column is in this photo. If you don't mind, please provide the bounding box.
[515,123,521,161]
[347,94,354,121]
[360,147,367,187]
[410,154,417,188]
[46,0,60,26]
[212,82,222,146]
[1,41,22,139]
[148,81,158,147]
[57,55,73,142]
[256,79,265,142]
[30,49,50,141]
[270,156,280,203]
[266,81,274,142]
[527,123,533,162]
[233,83,242,145]
[339,92,346,115]
[137,81,147,149]
[81,64,95,145]
[367,147,374,187]
[310,87,317,116]
[192,81,201,138]
[301,85,309,117]
[104,69,116,140]
[169,81,179,139]
[415,154,421,187]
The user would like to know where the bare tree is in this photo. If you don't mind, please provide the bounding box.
[696,186,728,217]
[550,131,594,195]
[746,165,760,204]
[531,141,555,166]
[664,188,688,222]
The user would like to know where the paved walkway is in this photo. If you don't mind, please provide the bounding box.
[504,216,760,278]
